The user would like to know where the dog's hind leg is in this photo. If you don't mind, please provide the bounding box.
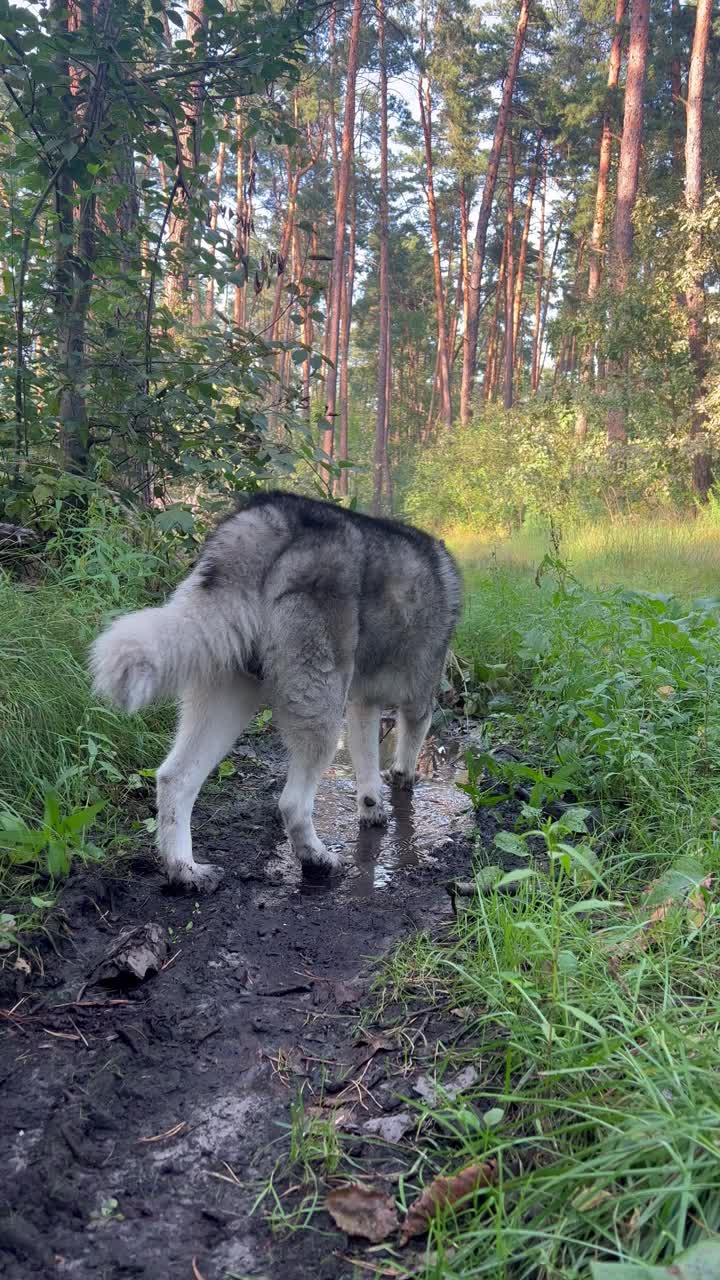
[276,715,345,872]
[386,703,432,789]
[346,702,387,827]
[156,675,263,890]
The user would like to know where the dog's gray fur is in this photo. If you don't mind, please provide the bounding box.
[90,491,462,889]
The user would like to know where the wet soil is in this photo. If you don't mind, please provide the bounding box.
[0,730,513,1280]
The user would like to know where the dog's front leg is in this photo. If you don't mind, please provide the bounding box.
[346,702,388,827]
[156,678,262,890]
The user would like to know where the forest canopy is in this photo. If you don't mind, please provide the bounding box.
[0,0,718,532]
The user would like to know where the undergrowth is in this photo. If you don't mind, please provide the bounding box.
[0,502,180,940]
[370,548,720,1277]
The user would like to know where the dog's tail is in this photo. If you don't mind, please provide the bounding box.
[89,579,260,713]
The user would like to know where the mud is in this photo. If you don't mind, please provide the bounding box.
[0,730,511,1280]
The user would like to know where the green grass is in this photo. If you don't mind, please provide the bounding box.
[0,506,178,938]
[449,510,720,598]
[368,541,720,1278]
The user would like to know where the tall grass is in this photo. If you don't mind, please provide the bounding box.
[450,510,720,598]
[372,552,720,1277]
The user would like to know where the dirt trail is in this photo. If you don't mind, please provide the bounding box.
[0,732,488,1280]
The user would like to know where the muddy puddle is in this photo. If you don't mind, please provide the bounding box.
[276,730,473,896]
[0,727,493,1280]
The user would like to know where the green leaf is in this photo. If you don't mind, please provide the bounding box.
[591,1240,720,1280]
[46,840,70,880]
[494,831,528,857]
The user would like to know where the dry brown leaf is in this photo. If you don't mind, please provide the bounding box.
[326,1183,399,1243]
[647,875,712,928]
[656,685,675,698]
[399,1160,497,1245]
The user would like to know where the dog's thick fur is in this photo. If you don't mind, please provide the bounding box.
[91,492,462,889]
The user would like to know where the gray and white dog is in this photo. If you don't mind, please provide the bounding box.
[90,491,462,890]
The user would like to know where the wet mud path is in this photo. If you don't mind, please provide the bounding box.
[0,731,491,1280]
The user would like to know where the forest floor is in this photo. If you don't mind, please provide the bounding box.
[0,728,510,1280]
[3,527,720,1279]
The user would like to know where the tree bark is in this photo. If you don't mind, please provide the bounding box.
[233,106,248,328]
[373,0,390,513]
[419,74,452,428]
[606,0,650,446]
[587,0,626,300]
[338,182,357,496]
[205,122,228,322]
[670,0,684,178]
[460,0,531,425]
[503,135,516,411]
[511,133,540,379]
[484,235,506,401]
[323,0,362,474]
[166,0,206,312]
[685,0,713,501]
[530,144,547,392]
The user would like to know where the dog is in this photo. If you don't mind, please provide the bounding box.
[90,491,462,890]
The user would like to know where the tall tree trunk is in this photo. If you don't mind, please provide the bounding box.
[576,0,625,438]
[233,107,248,328]
[606,0,650,446]
[458,176,470,370]
[503,135,516,411]
[166,0,206,312]
[419,75,452,428]
[323,0,362,474]
[460,0,531,425]
[338,183,357,496]
[484,235,507,401]
[685,0,713,501]
[670,0,684,177]
[587,0,626,300]
[373,0,390,513]
[205,124,228,322]
[511,133,541,376]
[530,145,547,392]
[537,217,563,386]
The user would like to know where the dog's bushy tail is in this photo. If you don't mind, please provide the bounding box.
[90,581,260,713]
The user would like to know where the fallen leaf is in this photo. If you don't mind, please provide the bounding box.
[362,1113,414,1143]
[655,685,675,698]
[400,1161,497,1245]
[94,923,169,985]
[354,1028,394,1055]
[413,1065,479,1105]
[14,957,31,975]
[326,1183,399,1243]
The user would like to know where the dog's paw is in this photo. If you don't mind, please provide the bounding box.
[297,838,339,877]
[358,793,388,827]
[382,767,416,791]
[166,861,225,893]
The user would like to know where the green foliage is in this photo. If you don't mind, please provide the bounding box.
[0,791,105,882]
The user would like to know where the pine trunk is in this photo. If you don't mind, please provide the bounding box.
[530,145,547,392]
[503,136,516,411]
[323,0,362,474]
[460,0,531,425]
[373,0,390,513]
[338,183,357,497]
[419,76,453,429]
[511,133,541,378]
[606,0,650,446]
[685,0,713,501]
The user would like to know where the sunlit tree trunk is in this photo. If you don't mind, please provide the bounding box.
[685,0,713,501]
[419,74,452,428]
[606,0,650,447]
[511,134,540,382]
[205,121,228,322]
[503,135,516,411]
[373,0,390,513]
[460,0,530,425]
[338,182,357,496]
[323,0,362,475]
[530,145,547,392]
